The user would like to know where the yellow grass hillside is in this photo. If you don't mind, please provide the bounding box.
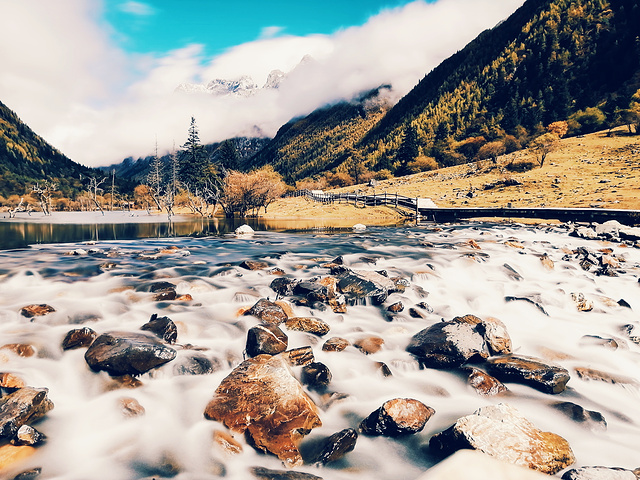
[264,128,640,220]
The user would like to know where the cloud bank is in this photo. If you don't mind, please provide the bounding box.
[0,0,524,167]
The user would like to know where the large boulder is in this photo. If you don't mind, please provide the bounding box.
[406,315,489,368]
[486,354,570,394]
[360,398,434,437]
[204,353,322,467]
[429,403,575,475]
[246,324,288,357]
[84,331,177,376]
[0,387,54,440]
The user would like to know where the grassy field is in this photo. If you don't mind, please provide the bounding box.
[264,127,640,220]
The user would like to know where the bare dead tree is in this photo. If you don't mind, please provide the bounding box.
[8,197,31,218]
[87,176,106,215]
[32,181,56,215]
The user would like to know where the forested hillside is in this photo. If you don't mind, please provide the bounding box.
[246,0,640,183]
[361,0,640,168]
[0,100,98,200]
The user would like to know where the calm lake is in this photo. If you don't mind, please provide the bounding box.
[0,211,403,250]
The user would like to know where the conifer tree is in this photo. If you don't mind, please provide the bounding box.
[179,117,211,192]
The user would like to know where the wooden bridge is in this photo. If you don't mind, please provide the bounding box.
[289,190,640,226]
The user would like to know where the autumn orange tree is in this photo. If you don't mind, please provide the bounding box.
[221,166,287,217]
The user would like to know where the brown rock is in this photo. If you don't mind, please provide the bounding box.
[429,403,575,475]
[374,361,393,377]
[10,467,41,480]
[360,398,434,437]
[540,254,554,270]
[119,397,145,417]
[1,345,35,358]
[19,304,55,318]
[387,302,404,313]
[285,347,314,367]
[571,293,594,312]
[103,375,143,391]
[285,317,330,336]
[354,336,384,355]
[204,354,322,467]
[579,335,621,350]
[246,324,288,357]
[61,327,97,350]
[246,299,289,324]
[480,316,513,355]
[213,429,243,455]
[467,368,508,396]
[550,402,606,431]
[0,373,26,390]
[11,425,46,446]
[240,260,269,270]
[0,444,36,475]
[574,367,638,386]
[268,267,286,276]
[301,362,332,392]
[0,387,54,440]
[275,301,295,319]
[466,239,481,249]
[486,354,571,394]
[322,337,350,352]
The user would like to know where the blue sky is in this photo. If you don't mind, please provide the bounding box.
[0,0,524,166]
[104,0,417,57]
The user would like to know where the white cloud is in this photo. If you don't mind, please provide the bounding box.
[118,1,155,16]
[259,26,285,40]
[0,0,525,167]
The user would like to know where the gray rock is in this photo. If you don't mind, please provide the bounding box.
[250,466,322,480]
[486,354,570,394]
[429,403,575,475]
[550,402,607,430]
[84,331,177,376]
[407,315,489,368]
[337,269,395,305]
[302,428,357,465]
[140,314,177,344]
[61,327,97,350]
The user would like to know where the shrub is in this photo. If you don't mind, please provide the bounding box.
[406,156,438,173]
[505,160,536,172]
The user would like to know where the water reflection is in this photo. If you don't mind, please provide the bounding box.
[0,215,402,250]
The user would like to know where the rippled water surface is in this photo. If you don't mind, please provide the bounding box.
[1,223,639,479]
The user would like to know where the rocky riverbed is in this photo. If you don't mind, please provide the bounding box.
[0,221,639,479]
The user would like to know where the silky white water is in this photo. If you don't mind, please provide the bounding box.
[0,223,639,479]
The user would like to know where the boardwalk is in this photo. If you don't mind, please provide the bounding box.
[290,189,640,226]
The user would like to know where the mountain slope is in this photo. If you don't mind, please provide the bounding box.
[0,100,99,199]
[361,0,640,165]
[247,86,393,183]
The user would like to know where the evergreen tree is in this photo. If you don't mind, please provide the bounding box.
[217,140,241,170]
[179,117,211,192]
[395,124,420,176]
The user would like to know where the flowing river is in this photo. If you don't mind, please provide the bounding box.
[0,219,639,479]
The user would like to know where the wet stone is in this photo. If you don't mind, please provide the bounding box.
[213,429,243,455]
[119,397,145,417]
[0,373,26,390]
[284,317,330,336]
[172,353,219,376]
[246,324,288,357]
[285,346,315,367]
[429,403,575,475]
[250,466,323,480]
[336,269,394,305]
[302,428,358,465]
[11,425,46,446]
[19,304,55,318]
[245,299,288,324]
[387,301,404,313]
[354,336,384,355]
[240,260,269,271]
[571,293,594,312]
[561,466,637,480]
[479,316,513,355]
[84,331,177,377]
[61,327,97,350]
[486,354,571,394]
[0,387,54,440]
[204,353,322,467]
[11,468,42,480]
[360,398,434,437]
[574,367,638,386]
[301,362,332,393]
[1,344,36,357]
[579,335,621,350]
[467,367,508,396]
[294,282,328,303]
[375,361,393,377]
[140,314,178,344]
[406,315,489,369]
[322,337,350,352]
[270,277,299,297]
[550,402,606,431]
